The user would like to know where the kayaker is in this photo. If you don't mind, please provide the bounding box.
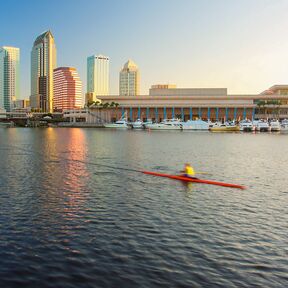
[182,163,196,178]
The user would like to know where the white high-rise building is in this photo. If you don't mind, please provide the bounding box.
[30,30,56,112]
[0,46,20,112]
[119,59,140,96]
[87,54,109,101]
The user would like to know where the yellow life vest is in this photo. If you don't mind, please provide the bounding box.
[185,166,195,176]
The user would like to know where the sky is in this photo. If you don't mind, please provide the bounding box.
[1,0,288,99]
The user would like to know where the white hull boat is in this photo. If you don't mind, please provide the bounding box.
[143,119,153,129]
[239,120,255,132]
[104,119,128,129]
[0,121,14,128]
[254,120,270,132]
[131,119,143,129]
[280,120,288,132]
[181,119,209,130]
[146,119,182,130]
[270,120,281,132]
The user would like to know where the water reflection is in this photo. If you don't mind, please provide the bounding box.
[1,129,288,288]
[56,129,90,219]
[25,128,90,224]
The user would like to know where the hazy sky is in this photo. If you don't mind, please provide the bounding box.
[1,0,288,98]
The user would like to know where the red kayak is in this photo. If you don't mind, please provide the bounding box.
[142,171,246,190]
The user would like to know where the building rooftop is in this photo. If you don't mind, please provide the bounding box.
[54,67,76,71]
[88,54,109,60]
[34,30,54,45]
[122,59,138,70]
[260,85,288,95]
[151,84,177,89]
[149,87,228,97]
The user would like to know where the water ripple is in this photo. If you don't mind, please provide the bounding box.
[0,129,287,287]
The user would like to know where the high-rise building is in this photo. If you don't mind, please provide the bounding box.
[119,59,140,96]
[0,46,20,112]
[30,30,56,112]
[53,67,82,111]
[87,54,109,101]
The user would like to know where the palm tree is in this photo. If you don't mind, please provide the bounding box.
[256,100,267,116]
[110,101,115,108]
[102,102,110,109]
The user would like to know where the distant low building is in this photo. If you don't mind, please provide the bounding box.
[14,99,30,109]
[94,85,288,122]
[150,84,177,90]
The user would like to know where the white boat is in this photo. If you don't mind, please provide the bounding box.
[270,120,281,132]
[239,120,255,132]
[143,119,153,129]
[0,121,14,128]
[146,118,182,130]
[254,120,270,132]
[181,119,209,130]
[104,117,129,129]
[280,119,288,132]
[131,118,143,129]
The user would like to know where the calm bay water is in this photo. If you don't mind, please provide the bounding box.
[0,128,287,287]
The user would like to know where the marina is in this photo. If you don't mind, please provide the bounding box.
[3,116,288,132]
[101,117,288,133]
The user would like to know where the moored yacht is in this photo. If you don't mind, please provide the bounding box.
[104,117,129,129]
[255,120,270,132]
[280,119,288,132]
[0,121,14,128]
[209,122,240,132]
[146,118,182,130]
[142,119,153,129]
[131,118,143,129]
[239,120,255,132]
[270,120,281,132]
[181,119,209,130]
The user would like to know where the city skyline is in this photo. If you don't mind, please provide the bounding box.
[2,0,288,99]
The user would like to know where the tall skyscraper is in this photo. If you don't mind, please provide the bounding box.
[0,46,20,112]
[87,54,109,101]
[53,67,82,111]
[30,30,56,112]
[119,59,140,96]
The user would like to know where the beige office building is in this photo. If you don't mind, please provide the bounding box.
[119,60,140,96]
[30,30,57,112]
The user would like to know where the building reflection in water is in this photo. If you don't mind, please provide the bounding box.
[40,128,90,223]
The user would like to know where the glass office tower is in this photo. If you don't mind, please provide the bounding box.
[0,46,20,112]
[31,30,56,112]
[87,54,109,101]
